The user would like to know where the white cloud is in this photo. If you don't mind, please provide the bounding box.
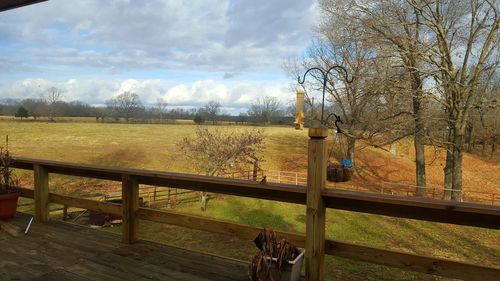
[0,78,294,113]
[0,0,317,73]
[0,1,318,111]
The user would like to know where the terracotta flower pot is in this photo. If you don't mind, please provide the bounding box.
[0,192,20,219]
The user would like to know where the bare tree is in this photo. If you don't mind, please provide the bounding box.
[204,101,221,125]
[409,0,499,200]
[338,0,499,199]
[106,91,144,122]
[248,96,282,124]
[180,127,265,210]
[335,0,430,195]
[154,97,168,122]
[45,87,63,121]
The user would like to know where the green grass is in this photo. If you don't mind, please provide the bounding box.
[1,120,499,280]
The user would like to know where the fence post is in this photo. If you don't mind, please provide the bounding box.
[34,164,49,223]
[122,174,139,244]
[306,127,327,281]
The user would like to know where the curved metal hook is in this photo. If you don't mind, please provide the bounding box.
[325,65,353,84]
[297,65,353,124]
[297,67,326,85]
[325,112,343,134]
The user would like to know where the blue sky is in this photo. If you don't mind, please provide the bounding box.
[0,0,318,114]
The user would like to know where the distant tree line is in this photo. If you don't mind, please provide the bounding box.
[0,90,293,125]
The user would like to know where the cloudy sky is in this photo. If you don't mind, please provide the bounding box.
[0,0,318,114]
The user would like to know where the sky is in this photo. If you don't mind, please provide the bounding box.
[0,0,318,114]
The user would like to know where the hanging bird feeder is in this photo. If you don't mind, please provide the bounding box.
[298,66,354,183]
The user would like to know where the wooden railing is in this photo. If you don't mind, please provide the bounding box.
[225,170,499,205]
[9,129,500,281]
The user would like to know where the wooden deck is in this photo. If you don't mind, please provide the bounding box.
[0,213,248,281]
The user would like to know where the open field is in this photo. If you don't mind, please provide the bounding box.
[2,120,500,280]
[2,120,499,195]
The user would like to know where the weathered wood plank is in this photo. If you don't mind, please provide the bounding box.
[49,193,122,216]
[18,186,34,198]
[137,207,500,281]
[13,157,500,229]
[325,240,500,281]
[136,207,305,246]
[122,174,139,244]
[322,189,500,229]
[34,164,49,222]
[305,127,327,281]
[12,157,306,204]
[31,270,93,281]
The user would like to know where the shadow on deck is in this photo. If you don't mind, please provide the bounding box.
[0,213,248,281]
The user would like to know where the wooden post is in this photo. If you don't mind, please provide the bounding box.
[306,127,328,281]
[34,164,49,223]
[122,174,139,244]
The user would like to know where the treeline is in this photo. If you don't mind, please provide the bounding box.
[0,92,293,125]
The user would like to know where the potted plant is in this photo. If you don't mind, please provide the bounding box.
[248,229,304,281]
[0,136,20,220]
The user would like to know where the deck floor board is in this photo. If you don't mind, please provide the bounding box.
[0,213,248,281]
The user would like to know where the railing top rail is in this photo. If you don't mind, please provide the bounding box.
[11,157,500,229]
[323,189,500,229]
[11,157,307,204]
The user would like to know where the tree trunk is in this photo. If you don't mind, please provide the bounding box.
[200,192,208,211]
[414,131,426,196]
[451,133,464,201]
[252,160,259,181]
[411,69,426,196]
[465,122,473,152]
[443,129,454,200]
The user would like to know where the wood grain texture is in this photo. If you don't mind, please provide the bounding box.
[49,193,121,216]
[0,213,247,281]
[325,240,500,281]
[34,164,49,223]
[13,157,500,229]
[121,174,139,244]
[305,129,327,281]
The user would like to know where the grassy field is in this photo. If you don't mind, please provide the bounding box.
[2,120,499,280]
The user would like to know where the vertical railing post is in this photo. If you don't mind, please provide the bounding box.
[306,127,328,281]
[122,174,139,244]
[34,164,49,223]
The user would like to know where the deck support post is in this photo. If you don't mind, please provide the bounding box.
[306,126,328,281]
[122,174,139,244]
[34,164,49,223]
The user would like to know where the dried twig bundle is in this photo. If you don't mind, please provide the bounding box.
[248,228,301,281]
